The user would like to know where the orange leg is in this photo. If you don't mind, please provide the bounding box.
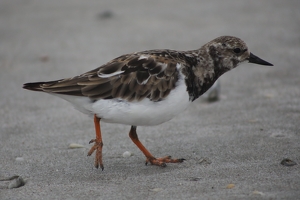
[129,126,185,167]
[87,114,104,170]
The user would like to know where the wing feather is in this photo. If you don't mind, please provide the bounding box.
[26,50,185,102]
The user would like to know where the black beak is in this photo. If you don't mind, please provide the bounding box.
[248,52,273,66]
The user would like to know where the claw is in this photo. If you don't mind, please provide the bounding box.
[89,139,95,144]
[87,138,104,169]
[145,156,184,167]
[160,163,167,167]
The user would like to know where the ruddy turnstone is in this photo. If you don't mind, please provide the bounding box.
[23,36,273,170]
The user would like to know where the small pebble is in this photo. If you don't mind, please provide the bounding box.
[122,151,133,158]
[270,132,286,138]
[15,157,24,162]
[226,184,235,189]
[248,119,258,123]
[68,143,85,149]
[150,188,163,192]
[0,175,19,181]
[197,157,212,165]
[8,176,25,189]
[252,190,265,196]
[281,158,297,166]
[187,177,201,181]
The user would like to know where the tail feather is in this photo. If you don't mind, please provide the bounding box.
[23,81,58,92]
[23,82,44,91]
[23,80,84,96]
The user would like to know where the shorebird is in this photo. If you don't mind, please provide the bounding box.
[23,36,273,170]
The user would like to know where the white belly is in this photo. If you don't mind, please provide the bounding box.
[54,75,190,126]
[92,76,190,126]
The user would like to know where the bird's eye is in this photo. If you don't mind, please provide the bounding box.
[222,43,226,47]
[233,48,241,54]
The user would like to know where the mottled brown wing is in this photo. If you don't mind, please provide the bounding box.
[25,52,180,102]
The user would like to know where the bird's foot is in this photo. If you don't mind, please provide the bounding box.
[87,139,104,170]
[145,156,185,167]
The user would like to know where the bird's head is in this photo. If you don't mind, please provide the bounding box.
[204,36,273,73]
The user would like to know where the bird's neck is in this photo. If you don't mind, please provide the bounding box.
[182,49,226,102]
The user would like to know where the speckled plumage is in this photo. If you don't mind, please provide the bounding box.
[24,36,271,103]
[23,36,273,169]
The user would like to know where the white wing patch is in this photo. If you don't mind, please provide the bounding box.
[138,55,149,60]
[98,70,124,78]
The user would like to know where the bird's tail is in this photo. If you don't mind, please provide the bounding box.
[23,81,57,92]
